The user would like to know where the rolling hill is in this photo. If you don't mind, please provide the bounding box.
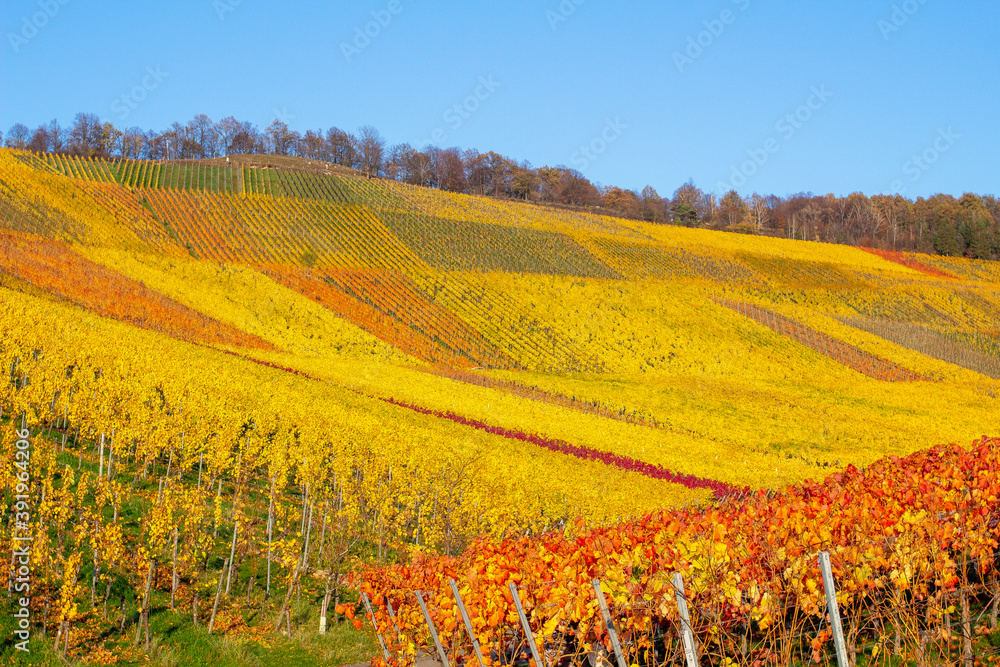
[0,147,998,665]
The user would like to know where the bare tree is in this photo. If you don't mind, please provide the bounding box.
[384,143,412,180]
[325,128,357,167]
[749,193,772,233]
[188,114,218,158]
[356,125,385,178]
[162,121,187,159]
[846,192,877,243]
[557,168,599,206]
[266,119,294,156]
[719,189,748,227]
[799,202,825,241]
[27,124,50,152]
[464,149,490,195]
[6,123,30,149]
[830,194,851,241]
[301,129,327,160]
[402,146,434,187]
[229,125,261,155]
[216,116,241,155]
[121,127,145,159]
[69,113,102,155]
[47,119,65,152]
[144,130,166,159]
[639,185,666,222]
[437,147,467,192]
[701,190,718,226]
[484,151,513,197]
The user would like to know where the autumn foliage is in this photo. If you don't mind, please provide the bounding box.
[355,437,1000,666]
[265,264,515,368]
[379,396,745,498]
[2,146,1000,663]
[714,297,930,382]
[0,230,273,350]
[861,247,959,280]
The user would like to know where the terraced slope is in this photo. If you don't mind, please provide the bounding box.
[0,147,997,496]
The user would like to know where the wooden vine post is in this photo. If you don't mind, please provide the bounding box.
[592,580,627,667]
[818,551,849,667]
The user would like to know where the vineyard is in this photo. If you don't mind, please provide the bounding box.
[0,147,998,664]
[357,438,1000,667]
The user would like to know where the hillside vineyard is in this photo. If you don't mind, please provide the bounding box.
[0,148,998,664]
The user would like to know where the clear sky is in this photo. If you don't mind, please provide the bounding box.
[2,0,997,200]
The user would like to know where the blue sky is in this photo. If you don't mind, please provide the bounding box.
[2,0,997,199]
